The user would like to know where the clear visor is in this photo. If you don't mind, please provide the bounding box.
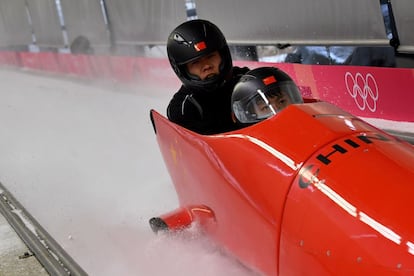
[233,82,303,124]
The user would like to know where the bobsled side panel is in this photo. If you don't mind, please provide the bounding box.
[151,110,278,275]
[150,102,409,276]
[280,128,414,275]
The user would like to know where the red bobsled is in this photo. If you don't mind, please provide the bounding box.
[149,100,414,275]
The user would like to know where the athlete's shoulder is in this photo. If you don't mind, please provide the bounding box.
[233,66,250,75]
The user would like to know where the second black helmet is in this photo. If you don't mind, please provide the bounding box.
[232,67,304,125]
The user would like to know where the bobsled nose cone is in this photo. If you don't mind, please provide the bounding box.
[149,217,169,233]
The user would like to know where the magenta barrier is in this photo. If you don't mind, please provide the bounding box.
[38,52,61,73]
[135,57,179,87]
[109,56,140,82]
[19,52,42,70]
[1,51,413,122]
[0,51,20,66]
[302,65,414,122]
[57,54,95,78]
[89,55,112,78]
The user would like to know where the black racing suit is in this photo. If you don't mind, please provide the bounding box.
[167,66,249,135]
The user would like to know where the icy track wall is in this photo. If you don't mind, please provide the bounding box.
[1,50,414,123]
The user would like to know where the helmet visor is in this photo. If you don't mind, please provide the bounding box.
[233,82,303,124]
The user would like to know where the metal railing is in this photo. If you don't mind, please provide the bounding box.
[0,182,88,276]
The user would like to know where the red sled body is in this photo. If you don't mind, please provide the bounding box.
[149,101,414,275]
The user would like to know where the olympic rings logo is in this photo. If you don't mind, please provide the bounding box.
[345,72,379,112]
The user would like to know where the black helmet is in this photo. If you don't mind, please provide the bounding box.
[232,67,303,125]
[167,19,232,92]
